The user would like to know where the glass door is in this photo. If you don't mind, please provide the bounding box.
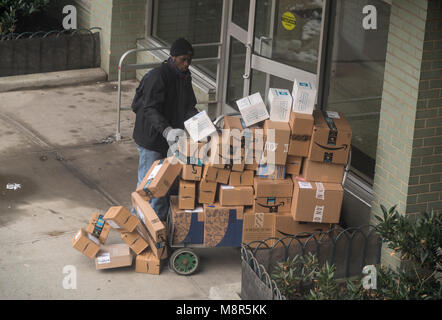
[223,0,325,113]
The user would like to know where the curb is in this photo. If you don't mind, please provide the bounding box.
[0,68,108,92]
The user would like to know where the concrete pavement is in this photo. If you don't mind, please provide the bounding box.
[0,79,241,300]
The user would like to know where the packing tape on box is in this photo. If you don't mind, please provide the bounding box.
[258,197,285,213]
[323,111,338,146]
[315,182,325,200]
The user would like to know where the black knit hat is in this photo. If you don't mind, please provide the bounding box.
[170,38,194,57]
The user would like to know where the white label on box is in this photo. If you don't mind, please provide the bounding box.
[147,163,163,181]
[326,111,340,119]
[96,252,111,264]
[136,206,146,224]
[292,80,316,114]
[75,230,81,241]
[87,233,100,245]
[313,205,324,223]
[221,185,235,190]
[255,212,264,228]
[269,88,292,122]
[184,110,217,142]
[298,181,312,189]
[265,142,278,152]
[185,207,204,213]
[284,144,289,153]
[106,219,120,229]
[315,182,325,200]
[236,92,269,127]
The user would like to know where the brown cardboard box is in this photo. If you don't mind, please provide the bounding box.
[181,164,203,181]
[131,192,167,243]
[170,196,204,245]
[178,179,195,210]
[120,229,149,255]
[242,212,276,247]
[209,139,245,172]
[253,197,291,213]
[291,177,344,224]
[135,248,161,275]
[72,229,100,259]
[286,156,302,176]
[103,206,139,232]
[198,189,216,204]
[288,112,314,157]
[86,212,111,244]
[202,165,230,184]
[136,156,182,200]
[135,222,168,260]
[308,110,352,164]
[255,164,286,179]
[263,120,290,165]
[95,243,133,270]
[203,203,244,247]
[175,138,205,166]
[219,185,254,206]
[223,116,246,147]
[199,176,217,192]
[301,158,345,183]
[229,170,254,186]
[253,177,293,198]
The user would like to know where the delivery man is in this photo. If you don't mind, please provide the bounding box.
[131,38,199,221]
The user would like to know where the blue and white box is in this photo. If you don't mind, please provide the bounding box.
[268,88,292,122]
[292,79,317,115]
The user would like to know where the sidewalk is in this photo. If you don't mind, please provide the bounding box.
[0,79,241,299]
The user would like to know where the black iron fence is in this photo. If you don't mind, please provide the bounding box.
[0,28,101,77]
[241,225,383,300]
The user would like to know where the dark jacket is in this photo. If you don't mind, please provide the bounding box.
[131,59,199,154]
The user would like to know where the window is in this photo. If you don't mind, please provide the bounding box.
[151,0,223,79]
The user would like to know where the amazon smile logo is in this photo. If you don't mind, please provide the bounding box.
[314,142,348,151]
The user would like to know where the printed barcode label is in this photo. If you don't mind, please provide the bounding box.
[147,164,163,180]
[106,219,120,229]
[298,181,312,189]
[87,233,100,245]
[255,213,264,228]
[315,182,325,200]
[96,253,111,264]
[221,185,235,190]
[326,111,340,119]
[313,205,324,223]
[284,144,289,153]
[75,230,81,241]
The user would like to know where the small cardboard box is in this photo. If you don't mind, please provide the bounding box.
[292,79,316,115]
[184,110,217,142]
[136,156,182,200]
[301,158,345,183]
[263,120,290,165]
[253,197,291,213]
[229,170,254,186]
[268,88,292,122]
[199,175,217,192]
[175,138,204,166]
[236,92,270,127]
[86,212,111,244]
[131,192,167,243]
[242,212,276,247]
[135,248,161,275]
[95,243,133,270]
[103,206,139,233]
[223,116,246,147]
[181,164,202,181]
[72,229,100,259]
[120,229,149,255]
[198,189,216,204]
[256,164,286,179]
[135,222,167,260]
[254,177,293,198]
[288,112,314,157]
[203,203,244,247]
[291,178,344,224]
[286,156,302,176]
[202,165,230,184]
[170,195,204,245]
[209,141,245,172]
[308,110,352,165]
[219,185,254,206]
[178,179,196,210]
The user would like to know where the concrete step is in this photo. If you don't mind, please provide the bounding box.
[0,68,107,92]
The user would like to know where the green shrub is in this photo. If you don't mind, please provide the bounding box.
[0,0,50,35]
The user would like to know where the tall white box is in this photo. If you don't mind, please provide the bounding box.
[292,79,316,115]
[236,92,270,127]
[184,110,217,142]
[268,88,292,122]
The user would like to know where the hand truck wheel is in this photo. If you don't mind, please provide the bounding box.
[169,248,199,276]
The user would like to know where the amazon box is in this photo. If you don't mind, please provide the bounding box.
[181,164,202,181]
[262,120,290,165]
[256,164,286,180]
[308,110,352,165]
[288,112,314,157]
[242,212,276,247]
[254,177,293,198]
[292,79,316,115]
[236,92,270,127]
[209,141,245,172]
[268,88,292,122]
[229,170,254,186]
[301,158,345,183]
[72,229,100,259]
[95,243,133,270]
[120,229,149,255]
[103,206,139,233]
[136,156,182,200]
[178,179,196,209]
[223,116,246,147]
[86,212,111,244]
[132,192,167,243]
[170,195,204,245]
[253,197,291,213]
[175,138,204,166]
[135,248,161,275]
[286,156,302,176]
[203,203,244,247]
[219,185,254,206]
[135,222,167,260]
[202,164,230,184]
[198,189,216,204]
[291,178,344,224]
